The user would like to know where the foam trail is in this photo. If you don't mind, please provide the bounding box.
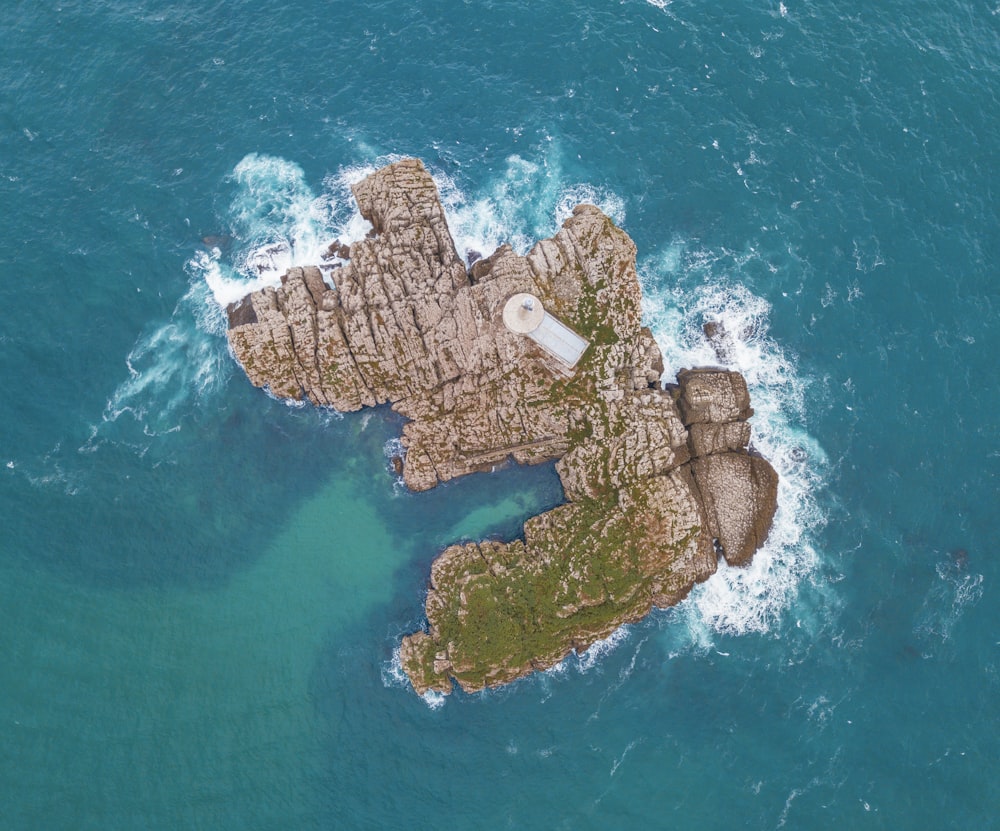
[914,558,984,645]
[640,244,830,642]
[85,279,233,453]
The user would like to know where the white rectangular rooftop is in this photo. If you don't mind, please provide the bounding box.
[528,313,590,368]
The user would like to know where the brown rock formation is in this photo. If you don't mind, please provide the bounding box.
[225,158,779,695]
[676,368,779,566]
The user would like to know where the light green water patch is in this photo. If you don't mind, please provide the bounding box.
[444,489,554,544]
[0,453,569,830]
[0,472,399,830]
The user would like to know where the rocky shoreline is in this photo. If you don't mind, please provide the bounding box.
[225,158,778,695]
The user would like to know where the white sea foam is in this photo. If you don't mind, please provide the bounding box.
[85,279,233,452]
[554,184,626,228]
[381,645,409,689]
[574,625,632,673]
[421,690,447,710]
[383,436,405,461]
[199,249,283,307]
[199,153,371,308]
[609,739,640,777]
[383,437,406,489]
[20,445,82,495]
[90,153,390,457]
[193,154,380,309]
[227,154,335,283]
[382,641,449,708]
[435,155,548,258]
[434,151,625,262]
[914,558,984,644]
[640,245,829,641]
[202,149,625,318]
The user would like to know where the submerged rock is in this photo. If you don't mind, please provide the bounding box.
[226,158,779,695]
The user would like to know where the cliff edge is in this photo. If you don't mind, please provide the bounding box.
[225,158,778,695]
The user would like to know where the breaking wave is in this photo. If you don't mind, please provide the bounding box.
[194,153,375,307]
[195,146,624,315]
[574,626,633,673]
[640,244,830,640]
[381,643,448,710]
[433,150,626,261]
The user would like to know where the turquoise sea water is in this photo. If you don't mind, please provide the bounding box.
[2,0,998,827]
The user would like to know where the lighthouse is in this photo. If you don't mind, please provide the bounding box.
[501,293,590,369]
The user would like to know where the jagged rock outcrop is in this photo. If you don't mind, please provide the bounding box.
[676,368,779,566]
[226,158,779,695]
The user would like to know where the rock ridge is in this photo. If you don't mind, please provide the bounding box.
[225,158,779,695]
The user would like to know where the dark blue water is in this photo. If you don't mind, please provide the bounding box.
[2,0,998,827]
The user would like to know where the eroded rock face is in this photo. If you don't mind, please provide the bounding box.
[677,368,778,566]
[226,158,779,695]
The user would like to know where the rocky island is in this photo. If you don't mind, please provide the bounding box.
[225,158,779,695]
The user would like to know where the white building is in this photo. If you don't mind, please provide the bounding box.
[502,293,590,369]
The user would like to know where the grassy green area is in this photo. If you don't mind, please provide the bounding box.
[404,478,702,693]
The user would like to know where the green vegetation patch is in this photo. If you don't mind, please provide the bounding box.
[418,496,657,691]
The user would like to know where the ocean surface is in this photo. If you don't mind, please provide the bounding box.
[2,0,998,827]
